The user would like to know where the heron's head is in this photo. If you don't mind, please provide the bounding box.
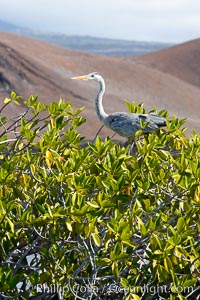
[71,72,102,82]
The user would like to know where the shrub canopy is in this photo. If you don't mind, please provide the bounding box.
[0,94,199,300]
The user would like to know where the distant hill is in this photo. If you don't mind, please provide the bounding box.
[0,19,24,32]
[24,32,172,56]
[132,39,200,87]
[0,18,172,56]
[0,31,199,138]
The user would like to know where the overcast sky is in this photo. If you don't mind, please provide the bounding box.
[0,0,199,43]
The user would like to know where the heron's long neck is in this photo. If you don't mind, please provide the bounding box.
[95,78,108,124]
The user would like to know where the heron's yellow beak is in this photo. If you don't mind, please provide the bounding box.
[71,75,88,80]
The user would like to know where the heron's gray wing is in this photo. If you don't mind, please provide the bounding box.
[107,113,166,137]
[108,113,144,137]
[138,114,166,133]
[135,114,155,133]
[149,114,166,125]
[148,114,166,127]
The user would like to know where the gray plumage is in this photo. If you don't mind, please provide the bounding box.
[71,72,166,138]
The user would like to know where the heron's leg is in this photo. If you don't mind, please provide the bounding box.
[93,125,104,143]
[128,137,137,155]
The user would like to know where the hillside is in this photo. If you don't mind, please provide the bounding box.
[133,38,200,88]
[0,32,199,138]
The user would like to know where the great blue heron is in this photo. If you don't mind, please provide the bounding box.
[71,72,166,142]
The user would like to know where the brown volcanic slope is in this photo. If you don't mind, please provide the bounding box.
[132,38,200,133]
[0,32,199,139]
[133,39,200,88]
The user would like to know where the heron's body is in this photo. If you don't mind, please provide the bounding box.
[71,72,166,138]
[105,112,166,138]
